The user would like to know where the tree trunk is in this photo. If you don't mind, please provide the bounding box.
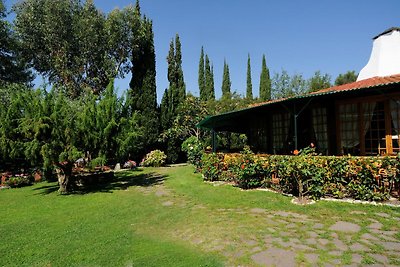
[56,161,74,194]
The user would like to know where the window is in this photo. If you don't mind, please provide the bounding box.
[364,102,384,155]
[312,107,328,154]
[272,113,290,154]
[339,103,359,155]
[390,100,400,154]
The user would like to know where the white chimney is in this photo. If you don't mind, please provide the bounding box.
[357,27,400,81]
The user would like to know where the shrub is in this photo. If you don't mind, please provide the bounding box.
[181,136,203,168]
[200,153,227,181]
[5,175,33,188]
[141,150,167,167]
[198,148,399,202]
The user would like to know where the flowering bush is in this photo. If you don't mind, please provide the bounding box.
[181,136,203,168]
[123,160,137,169]
[141,150,167,167]
[199,148,400,201]
[5,175,33,188]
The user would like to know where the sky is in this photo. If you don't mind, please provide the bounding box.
[5,0,400,102]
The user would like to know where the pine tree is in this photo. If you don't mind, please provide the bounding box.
[259,54,271,101]
[205,54,215,100]
[246,54,253,99]
[198,47,206,101]
[221,60,231,98]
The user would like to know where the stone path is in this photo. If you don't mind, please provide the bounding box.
[132,173,400,266]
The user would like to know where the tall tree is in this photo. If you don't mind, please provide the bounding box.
[174,34,186,102]
[271,70,308,99]
[308,71,331,92]
[13,0,133,98]
[335,70,358,86]
[259,54,271,101]
[246,54,253,99]
[205,54,215,100]
[221,60,231,99]
[128,2,159,151]
[163,34,186,128]
[198,46,206,101]
[162,34,186,163]
[0,0,32,85]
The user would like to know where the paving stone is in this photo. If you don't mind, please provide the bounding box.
[375,212,390,218]
[250,208,266,213]
[329,250,343,256]
[349,243,369,252]
[368,253,388,264]
[379,241,400,251]
[331,258,342,265]
[352,254,363,264]
[329,221,361,233]
[279,231,290,237]
[275,211,308,220]
[307,231,319,238]
[331,232,339,239]
[244,239,258,246]
[368,222,383,229]
[313,223,324,229]
[332,238,348,251]
[304,253,319,264]
[360,233,379,241]
[292,243,314,251]
[251,248,296,266]
[251,246,262,253]
[286,223,297,228]
[305,238,318,245]
[318,238,330,246]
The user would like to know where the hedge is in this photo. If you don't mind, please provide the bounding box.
[199,148,400,202]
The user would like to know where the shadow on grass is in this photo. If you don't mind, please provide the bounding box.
[34,170,167,195]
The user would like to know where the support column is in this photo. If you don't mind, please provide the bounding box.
[212,129,217,152]
[293,104,298,150]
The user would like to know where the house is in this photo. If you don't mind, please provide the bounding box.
[198,28,400,156]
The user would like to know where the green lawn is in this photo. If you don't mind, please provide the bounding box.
[1,165,399,266]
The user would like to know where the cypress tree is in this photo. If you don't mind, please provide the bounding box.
[210,64,215,100]
[128,2,159,152]
[221,60,231,98]
[198,47,206,101]
[160,88,170,130]
[174,34,186,102]
[205,54,215,101]
[259,54,271,101]
[246,54,253,99]
[163,34,186,129]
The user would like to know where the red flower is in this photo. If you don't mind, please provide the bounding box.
[293,150,299,155]
[241,164,245,169]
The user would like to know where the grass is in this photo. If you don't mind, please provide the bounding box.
[1,164,399,266]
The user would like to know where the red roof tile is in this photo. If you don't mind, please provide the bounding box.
[310,74,400,95]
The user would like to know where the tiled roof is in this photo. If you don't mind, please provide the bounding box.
[251,74,400,108]
[310,74,400,95]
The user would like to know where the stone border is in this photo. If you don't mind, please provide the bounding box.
[205,181,400,207]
